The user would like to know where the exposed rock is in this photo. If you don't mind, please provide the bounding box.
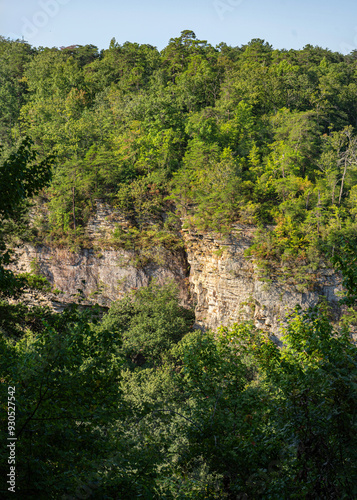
[10,204,344,336]
[11,244,190,309]
[86,199,132,240]
[182,225,342,334]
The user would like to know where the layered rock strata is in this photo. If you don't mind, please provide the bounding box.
[11,245,190,311]
[183,225,342,334]
[11,202,343,334]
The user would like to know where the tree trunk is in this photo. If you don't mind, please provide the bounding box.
[72,186,76,230]
[338,157,348,206]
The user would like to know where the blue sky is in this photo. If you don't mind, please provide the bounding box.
[2,0,357,54]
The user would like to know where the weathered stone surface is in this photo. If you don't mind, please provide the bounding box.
[10,204,344,336]
[86,199,132,240]
[11,244,190,309]
[182,225,342,334]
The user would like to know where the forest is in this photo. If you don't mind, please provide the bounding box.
[0,31,357,498]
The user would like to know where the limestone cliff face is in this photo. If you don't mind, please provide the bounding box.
[183,225,342,334]
[12,244,190,310]
[14,200,190,309]
[11,202,342,333]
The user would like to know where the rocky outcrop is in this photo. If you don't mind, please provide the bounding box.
[86,200,132,239]
[14,200,190,310]
[11,244,190,310]
[11,202,343,335]
[183,225,342,334]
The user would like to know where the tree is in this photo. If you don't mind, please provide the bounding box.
[0,305,123,497]
[268,305,357,498]
[328,234,357,306]
[0,37,35,144]
[97,281,194,367]
[208,305,357,498]
[0,138,53,296]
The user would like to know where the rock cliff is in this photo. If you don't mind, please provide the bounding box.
[182,226,342,334]
[11,244,190,311]
[11,202,343,334]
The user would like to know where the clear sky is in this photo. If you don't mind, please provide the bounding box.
[1,0,357,54]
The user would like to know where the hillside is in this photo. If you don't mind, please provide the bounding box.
[2,32,357,285]
[1,32,357,499]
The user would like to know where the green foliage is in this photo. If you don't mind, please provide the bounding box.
[0,138,53,296]
[0,305,123,498]
[3,34,357,274]
[271,305,357,498]
[0,138,52,219]
[0,301,53,338]
[97,280,194,367]
[17,272,51,292]
[1,280,356,498]
[328,235,357,305]
[1,35,357,498]
[0,37,35,144]
[210,307,357,498]
[169,327,277,497]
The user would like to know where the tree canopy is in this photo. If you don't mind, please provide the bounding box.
[2,33,357,283]
[1,32,357,499]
